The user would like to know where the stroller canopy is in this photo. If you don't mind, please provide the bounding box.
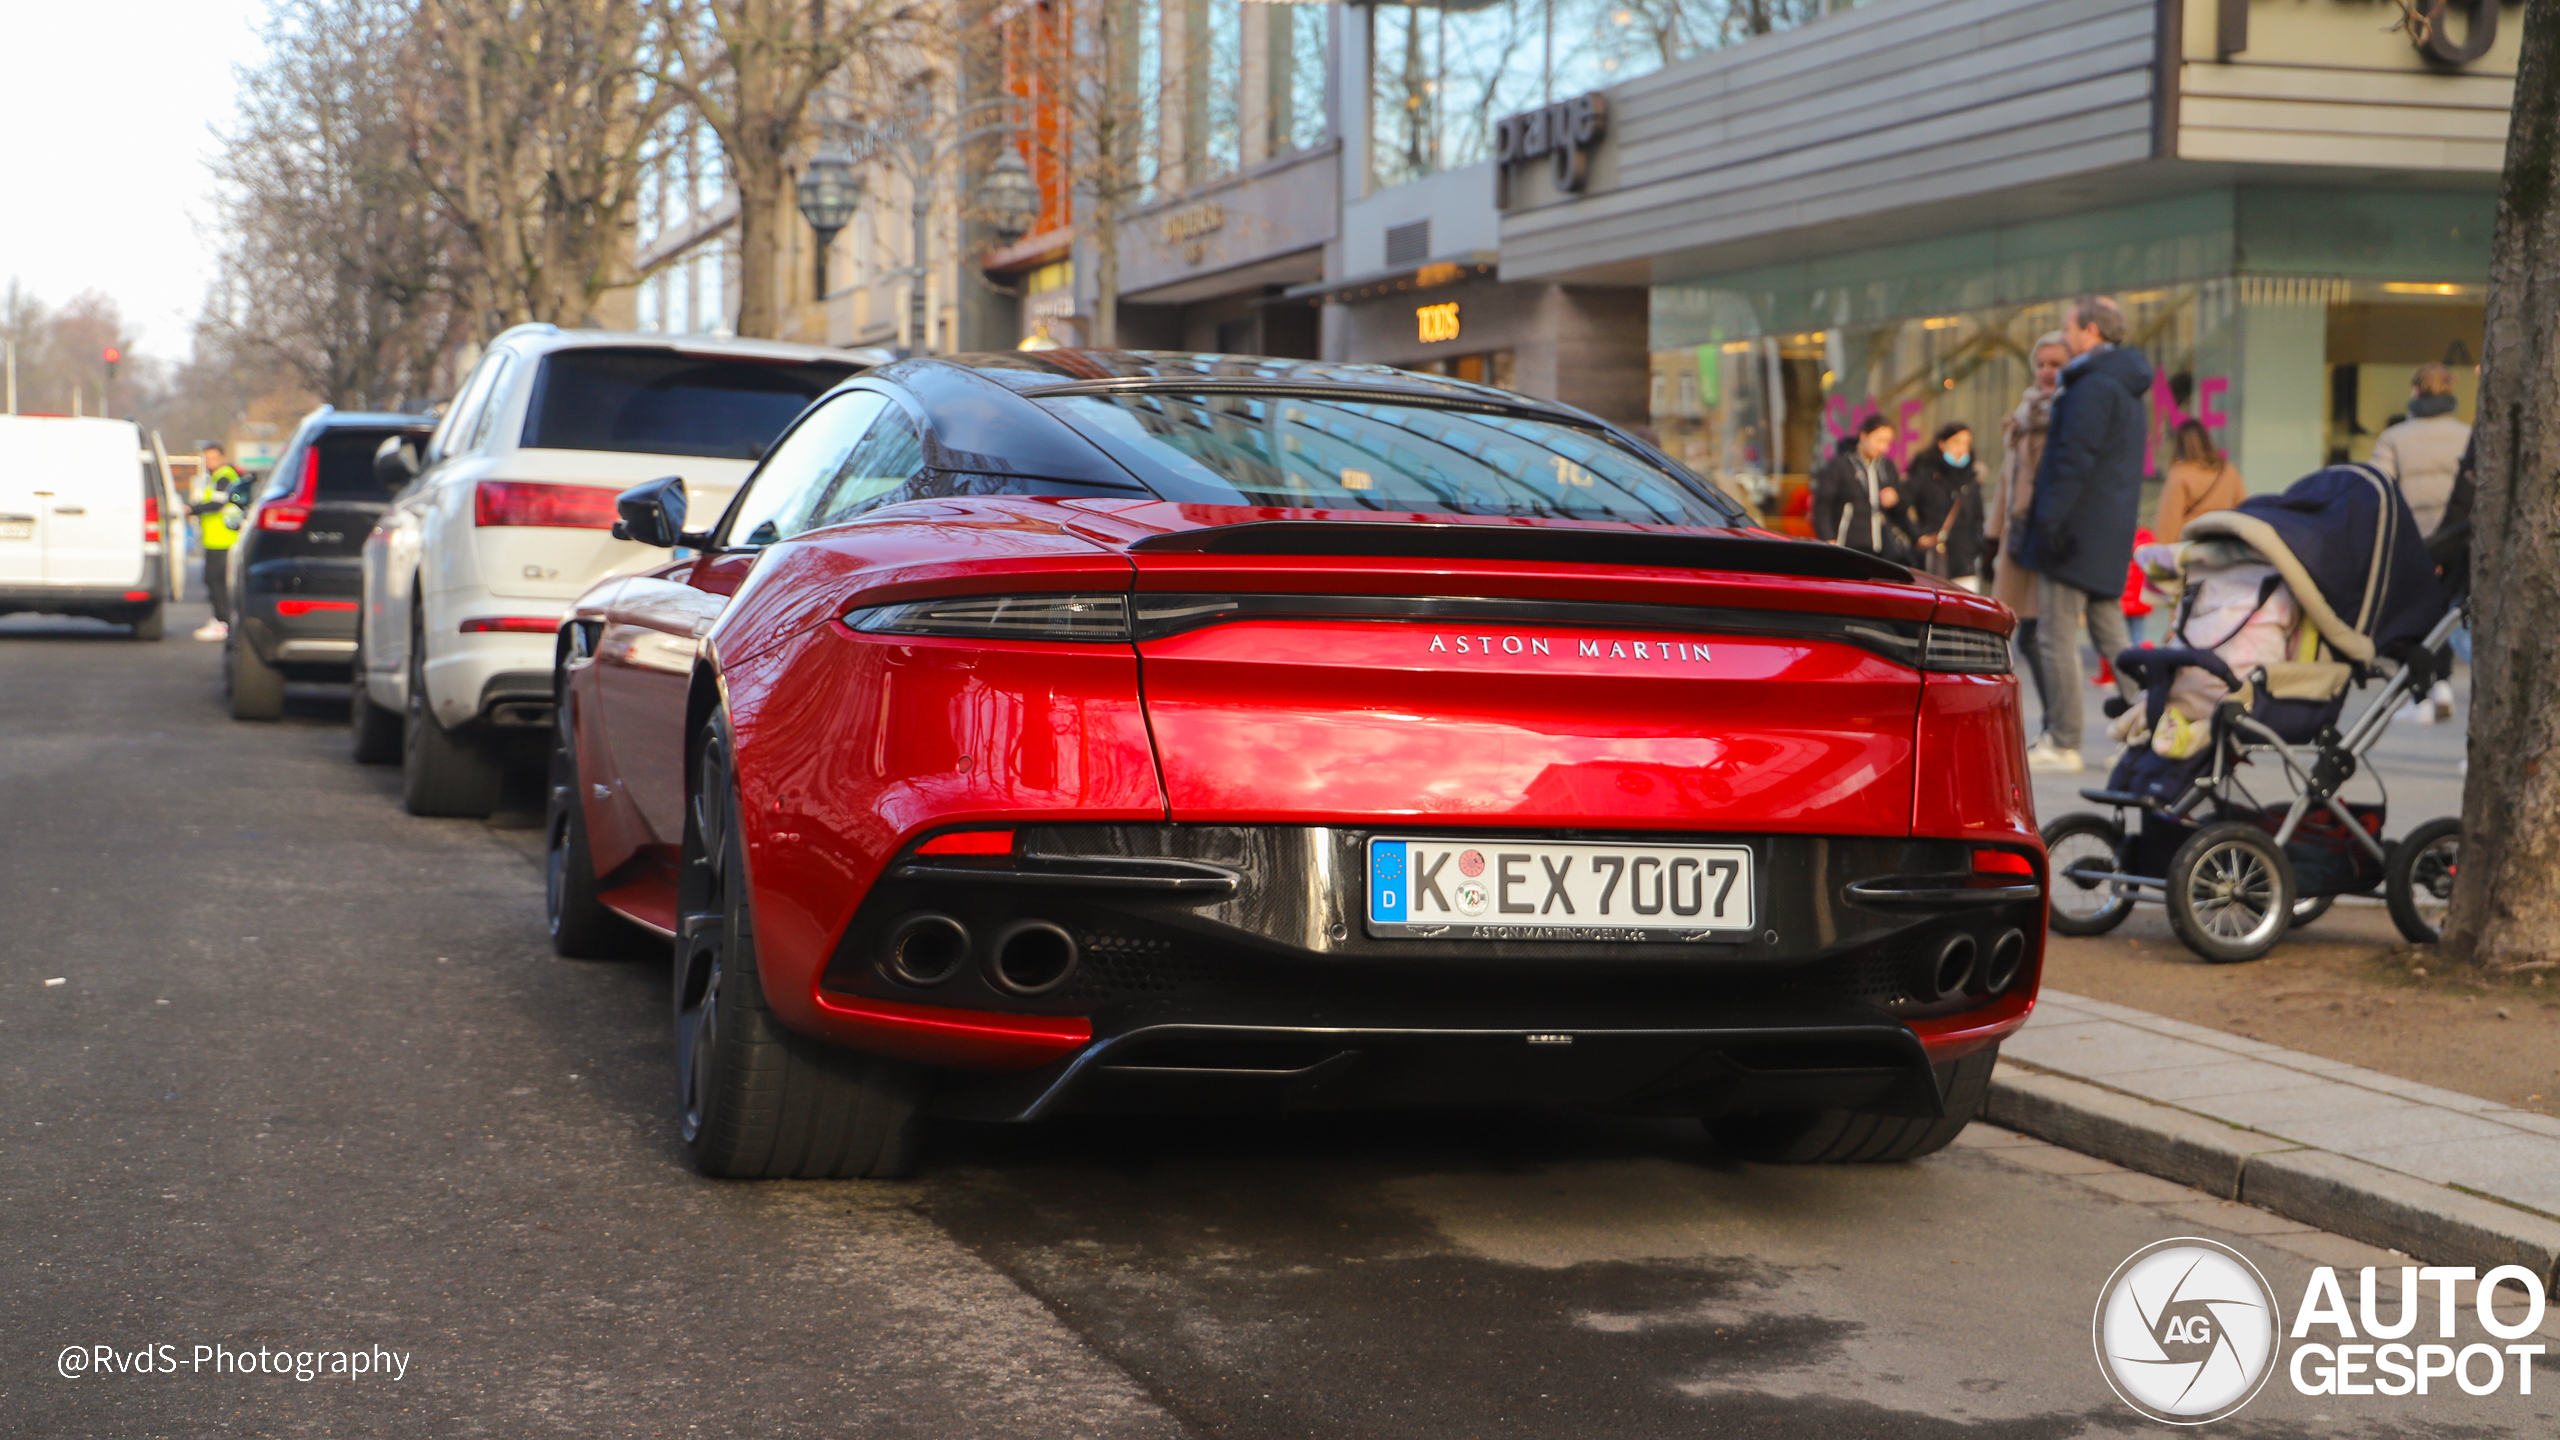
[2183,464,2447,660]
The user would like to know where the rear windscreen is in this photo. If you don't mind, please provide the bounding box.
[520,348,855,460]
[1041,391,1744,526]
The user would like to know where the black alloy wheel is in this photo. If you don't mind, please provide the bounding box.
[674,717,923,1179]
[2041,813,2134,936]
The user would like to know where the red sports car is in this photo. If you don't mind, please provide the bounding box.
[547,354,2043,1179]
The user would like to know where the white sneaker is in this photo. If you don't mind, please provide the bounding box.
[2397,700,2434,725]
[2025,737,2084,772]
[2431,679,2454,721]
[191,620,229,642]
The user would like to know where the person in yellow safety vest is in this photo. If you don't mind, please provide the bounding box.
[189,442,245,641]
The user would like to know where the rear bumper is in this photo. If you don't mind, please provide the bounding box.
[0,559,163,617]
[422,625,559,730]
[929,1009,1956,1123]
[239,558,362,671]
[786,824,2045,1120]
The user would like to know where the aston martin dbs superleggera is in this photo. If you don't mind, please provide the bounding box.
[546,353,2044,1179]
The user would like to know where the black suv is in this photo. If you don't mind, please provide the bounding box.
[225,408,435,720]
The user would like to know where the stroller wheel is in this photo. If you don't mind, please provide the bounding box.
[2291,893,2336,927]
[2385,817,2462,944]
[2167,822,2296,963]
[2042,813,2134,936]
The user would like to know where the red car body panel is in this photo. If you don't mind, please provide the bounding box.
[1136,618,1920,831]
[558,378,2049,1105]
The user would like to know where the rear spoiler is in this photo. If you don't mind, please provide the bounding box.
[1126,521,1916,584]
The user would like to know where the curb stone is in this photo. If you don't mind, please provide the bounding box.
[1983,1067,2305,1199]
[1985,1067,2560,1284]
[2243,1149,2560,1281]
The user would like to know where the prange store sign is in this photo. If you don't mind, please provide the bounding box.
[1493,92,1607,209]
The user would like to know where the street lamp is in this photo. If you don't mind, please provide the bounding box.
[794,150,863,298]
[979,143,1039,247]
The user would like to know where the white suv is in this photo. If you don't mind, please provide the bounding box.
[356,325,882,816]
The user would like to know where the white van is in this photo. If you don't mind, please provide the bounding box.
[0,416,176,638]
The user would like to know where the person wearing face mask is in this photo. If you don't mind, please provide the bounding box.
[1899,421,1986,591]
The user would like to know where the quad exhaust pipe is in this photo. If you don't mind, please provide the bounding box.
[879,913,1081,996]
[989,920,1079,996]
[1924,928,2028,1002]
[885,914,970,987]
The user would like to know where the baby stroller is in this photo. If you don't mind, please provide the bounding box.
[2041,464,2462,962]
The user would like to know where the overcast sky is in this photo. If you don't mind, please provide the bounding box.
[1,1,269,363]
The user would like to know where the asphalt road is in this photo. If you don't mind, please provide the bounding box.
[4,597,2549,1439]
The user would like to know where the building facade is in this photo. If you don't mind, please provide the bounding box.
[1484,0,2519,515]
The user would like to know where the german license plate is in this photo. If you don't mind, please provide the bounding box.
[0,518,32,540]
[1367,837,1755,940]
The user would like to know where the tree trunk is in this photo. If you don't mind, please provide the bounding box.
[2442,0,2560,971]
[732,163,785,338]
[1090,189,1118,348]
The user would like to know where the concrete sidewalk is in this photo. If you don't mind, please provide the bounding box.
[1988,987,2560,1281]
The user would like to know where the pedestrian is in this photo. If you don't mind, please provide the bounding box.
[1900,421,1985,589]
[2014,296,2155,772]
[1991,333,2070,719]
[2156,420,2246,539]
[188,442,245,642]
[1810,414,1909,562]
[2369,362,2470,539]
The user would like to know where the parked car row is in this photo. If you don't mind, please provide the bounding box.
[227,338,2052,1183]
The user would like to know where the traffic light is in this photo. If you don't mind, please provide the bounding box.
[103,346,120,381]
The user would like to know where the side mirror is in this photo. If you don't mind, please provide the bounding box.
[612,475,689,548]
[374,435,420,490]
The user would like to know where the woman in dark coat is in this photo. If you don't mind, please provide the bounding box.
[1898,421,1987,589]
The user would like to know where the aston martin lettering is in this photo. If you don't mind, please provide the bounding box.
[1426,633,1711,662]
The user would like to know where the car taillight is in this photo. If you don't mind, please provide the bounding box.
[459,616,558,634]
[143,495,161,542]
[1921,624,2012,673]
[261,447,321,531]
[474,481,619,529]
[277,598,359,618]
[843,594,1132,642]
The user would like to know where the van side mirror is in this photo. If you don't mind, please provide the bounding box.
[612,475,689,548]
[374,435,420,490]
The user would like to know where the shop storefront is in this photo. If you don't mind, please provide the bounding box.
[1492,0,2518,524]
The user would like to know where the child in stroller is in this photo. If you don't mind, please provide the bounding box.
[2040,464,2460,962]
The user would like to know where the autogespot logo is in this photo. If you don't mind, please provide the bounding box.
[2093,1238,2283,1424]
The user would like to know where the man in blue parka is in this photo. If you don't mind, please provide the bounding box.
[2015,295,2155,771]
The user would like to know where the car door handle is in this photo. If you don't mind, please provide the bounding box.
[52,505,85,515]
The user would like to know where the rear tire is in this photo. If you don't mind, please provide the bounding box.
[1708,1045,2000,1164]
[401,616,501,818]
[2385,817,2461,944]
[227,635,286,720]
[674,718,924,1179]
[130,604,164,641]
[2166,821,2295,963]
[546,703,633,959]
[2042,813,2134,936]
[349,634,402,764]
